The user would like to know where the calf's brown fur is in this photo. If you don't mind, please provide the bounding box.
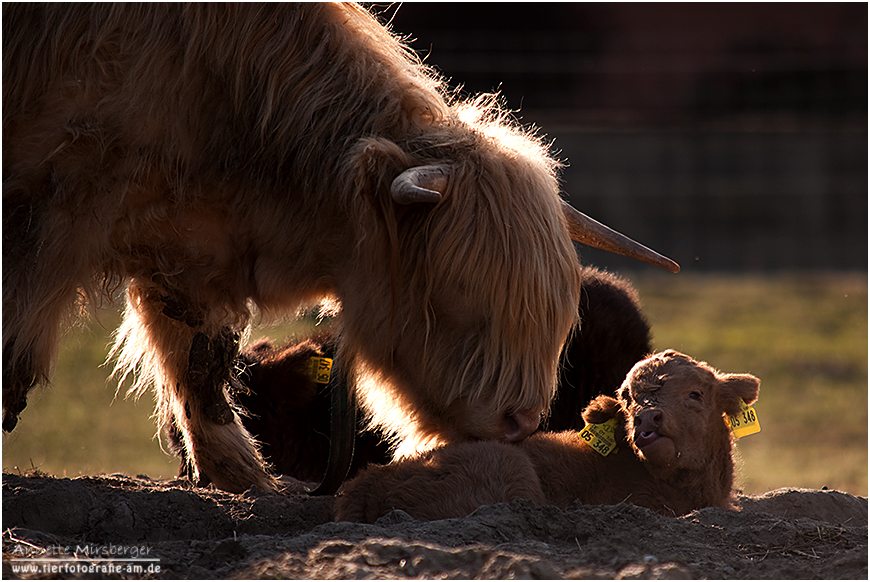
[336,351,760,522]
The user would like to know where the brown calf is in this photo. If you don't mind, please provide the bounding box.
[335,351,760,522]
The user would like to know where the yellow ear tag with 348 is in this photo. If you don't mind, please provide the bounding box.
[726,400,761,438]
[579,417,618,456]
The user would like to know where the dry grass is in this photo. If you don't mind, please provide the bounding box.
[3,272,866,496]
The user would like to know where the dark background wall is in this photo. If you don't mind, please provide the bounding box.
[376,3,867,272]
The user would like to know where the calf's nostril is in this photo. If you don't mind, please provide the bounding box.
[636,409,663,433]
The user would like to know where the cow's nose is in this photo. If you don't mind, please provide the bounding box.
[501,408,541,442]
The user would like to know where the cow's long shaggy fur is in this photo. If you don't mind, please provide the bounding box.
[3,4,581,491]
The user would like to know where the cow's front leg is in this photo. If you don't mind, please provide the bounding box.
[185,328,238,427]
[177,326,277,492]
[116,282,275,493]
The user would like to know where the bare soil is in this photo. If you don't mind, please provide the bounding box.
[2,472,866,579]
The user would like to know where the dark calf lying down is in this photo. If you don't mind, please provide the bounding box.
[548,266,651,431]
[335,350,760,522]
[167,331,391,484]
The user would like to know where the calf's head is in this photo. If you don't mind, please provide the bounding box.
[617,350,760,479]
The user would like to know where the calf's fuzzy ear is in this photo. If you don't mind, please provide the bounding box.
[715,373,760,417]
[582,395,622,425]
[582,394,628,443]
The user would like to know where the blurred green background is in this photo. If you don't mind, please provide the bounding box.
[4,272,866,497]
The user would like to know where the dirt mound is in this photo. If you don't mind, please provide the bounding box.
[2,473,866,579]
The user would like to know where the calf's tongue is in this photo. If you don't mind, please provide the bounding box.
[635,430,660,449]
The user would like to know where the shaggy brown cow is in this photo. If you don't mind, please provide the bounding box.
[3,3,677,493]
[169,266,650,483]
[335,351,760,522]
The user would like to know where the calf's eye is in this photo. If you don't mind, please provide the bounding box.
[688,391,701,400]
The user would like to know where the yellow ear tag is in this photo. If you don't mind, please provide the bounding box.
[726,400,761,438]
[579,417,619,456]
[303,357,333,384]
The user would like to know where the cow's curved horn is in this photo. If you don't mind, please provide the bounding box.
[561,200,680,273]
[391,165,449,204]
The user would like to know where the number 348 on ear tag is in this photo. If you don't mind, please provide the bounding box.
[727,400,761,438]
[579,417,618,456]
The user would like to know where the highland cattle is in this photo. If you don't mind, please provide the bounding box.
[3,3,677,492]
